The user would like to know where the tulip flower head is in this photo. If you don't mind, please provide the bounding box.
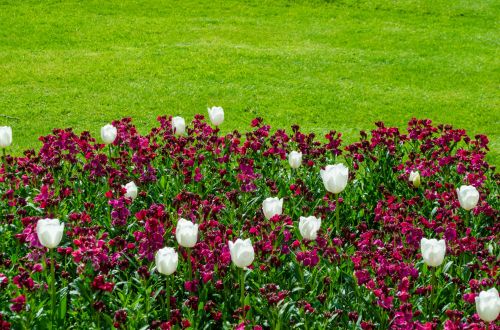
[288,151,302,169]
[172,116,186,135]
[155,247,178,275]
[175,218,199,248]
[420,238,446,267]
[36,219,64,249]
[299,216,321,240]
[0,126,12,148]
[100,124,117,145]
[320,164,349,194]
[262,197,283,220]
[123,181,138,200]
[228,238,255,268]
[456,185,479,211]
[409,170,421,188]
[208,106,224,126]
[475,288,500,323]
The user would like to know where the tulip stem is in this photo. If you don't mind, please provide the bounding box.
[186,249,192,281]
[335,193,340,235]
[240,268,245,318]
[165,275,171,321]
[50,249,56,329]
[429,267,437,319]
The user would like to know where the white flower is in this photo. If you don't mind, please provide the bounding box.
[0,126,12,148]
[172,116,186,135]
[288,151,302,169]
[299,216,321,240]
[175,218,199,248]
[155,247,178,275]
[320,164,349,194]
[100,124,117,145]
[262,197,283,220]
[420,238,446,267]
[208,106,224,126]
[228,238,255,268]
[475,288,500,323]
[123,181,138,200]
[409,171,421,188]
[36,219,64,249]
[456,185,479,210]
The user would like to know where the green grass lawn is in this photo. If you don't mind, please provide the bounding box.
[0,0,498,165]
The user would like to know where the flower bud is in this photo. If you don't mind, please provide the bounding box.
[320,164,348,194]
[175,218,198,248]
[299,216,321,240]
[172,116,186,135]
[409,170,421,188]
[456,185,479,210]
[288,151,302,169]
[475,288,500,323]
[155,247,178,275]
[101,124,117,145]
[123,182,138,200]
[420,238,446,267]
[36,219,64,249]
[208,106,224,126]
[0,126,12,148]
[228,238,254,268]
[262,197,283,220]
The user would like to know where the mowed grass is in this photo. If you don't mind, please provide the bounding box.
[0,0,499,165]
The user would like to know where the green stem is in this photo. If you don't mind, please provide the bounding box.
[187,249,192,281]
[240,268,245,319]
[50,249,56,329]
[165,275,171,321]
[429,267,437,319]
[335,193,340,235]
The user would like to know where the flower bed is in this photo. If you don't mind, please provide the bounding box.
[0,111,498,329]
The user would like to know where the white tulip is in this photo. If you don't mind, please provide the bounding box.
[172,116,186,135]
[409,171,421,188]
[228,238,255,268]
[208,106,224,126]
[123,181,138,200]
[299,216,321,240]
[288,151,302,169]
[475,288,500,323]
[0,126,12,148]
[175,218,199,248]
[36,219,64,249]
[420,238,446,267]
[262,197,283,220]
[456,185,479,210]
[100,124,117,145]
[320,164,349,194]
[155,247,178,275]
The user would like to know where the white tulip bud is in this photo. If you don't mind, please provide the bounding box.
[228,238,255,268]
[36,219,64,249]
[420,238,446,267]
[456,185,479,210]
[208,106,224,126]
[475,288,500,323]
[175,218,199,248]
[288,151,302,169]
[0,126,12,148]
[155,247,178,275]
[299,216,321,240]
[262,197,283,220]
[409,171,421,188]
[320,164,349,194]
[100,124,117,145]
[172,117,186,135]
[123,181,138,200]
